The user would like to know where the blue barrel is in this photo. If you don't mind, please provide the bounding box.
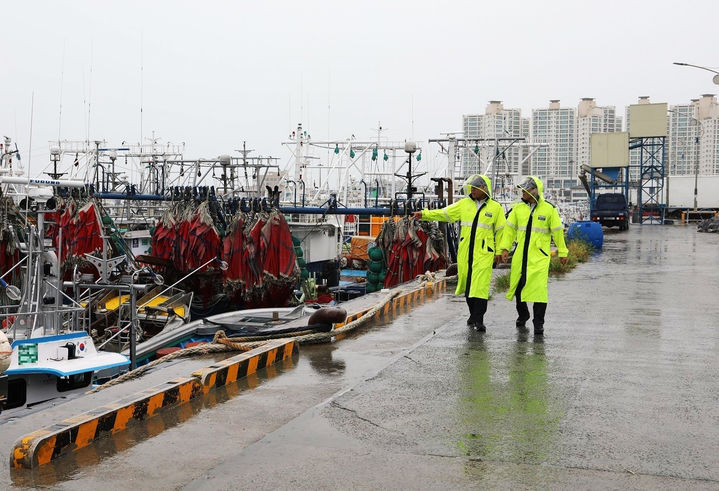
[567,221,603,249]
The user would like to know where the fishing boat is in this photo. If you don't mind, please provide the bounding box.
[0,204,130,410]
[1,171,193,410]
[123,303,328,365]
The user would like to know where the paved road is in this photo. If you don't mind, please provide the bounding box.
[10,225,719,489]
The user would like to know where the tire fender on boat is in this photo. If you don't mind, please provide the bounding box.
[307,307,347,326]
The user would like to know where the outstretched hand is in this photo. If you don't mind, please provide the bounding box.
[412,211,422,220]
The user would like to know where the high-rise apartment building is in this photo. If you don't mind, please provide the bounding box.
[459,95,719,202]
[668,100,701,176]
[694,94,719,175]
[531,100,576,198]
[461,101,526,178]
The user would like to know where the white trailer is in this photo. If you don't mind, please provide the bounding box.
[666,176,719,209]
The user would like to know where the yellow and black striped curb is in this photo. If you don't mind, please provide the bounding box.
[10,338,297,469]
[335,277,448,328]
[193,339,298,389]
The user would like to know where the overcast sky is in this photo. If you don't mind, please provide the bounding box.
[2,0,718,177]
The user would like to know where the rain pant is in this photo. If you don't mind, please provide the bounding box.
[421,196,505,299]
[499,176,568,303]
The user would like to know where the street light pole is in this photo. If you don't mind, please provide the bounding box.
[692,120,703,211]
[694,149,698,211]
[673,62,719,85]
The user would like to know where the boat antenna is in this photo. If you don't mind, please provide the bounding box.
[58,40,66,143]
[300,72,304,126]
[140,31,144,151]
[411,95,415,139]
[25,92,35,216]
[327,71,331,165]
[87,41,93,143]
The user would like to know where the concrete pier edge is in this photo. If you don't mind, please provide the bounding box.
[10,338,297,469]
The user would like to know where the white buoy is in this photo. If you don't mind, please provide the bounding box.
[0,330,11,374]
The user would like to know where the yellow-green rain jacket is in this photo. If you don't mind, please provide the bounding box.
[499,176,568,303]
[420,175,505,299]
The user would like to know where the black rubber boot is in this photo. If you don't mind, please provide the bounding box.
[474,323,486,332]
[533,323,544,336]
[516,318,529,329]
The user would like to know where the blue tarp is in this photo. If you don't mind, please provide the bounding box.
[340,269,367,278]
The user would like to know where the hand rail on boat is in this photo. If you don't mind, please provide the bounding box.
[0,255,27,282]
[134,256,224,311]
[42,279,86,309]
[96,320,134,350]
[95,256,223,351]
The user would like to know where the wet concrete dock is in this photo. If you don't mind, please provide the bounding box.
[6,225,719,489]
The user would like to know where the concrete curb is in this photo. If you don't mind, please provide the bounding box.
[10,338,297,469]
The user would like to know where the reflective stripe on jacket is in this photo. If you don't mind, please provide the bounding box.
[422,197,505,299]
[498,177,567,303]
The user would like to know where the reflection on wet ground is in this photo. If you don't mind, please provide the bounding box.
[457,330,559,466]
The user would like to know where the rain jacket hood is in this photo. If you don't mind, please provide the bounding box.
[518,175,544,203]
[464,174,492,199]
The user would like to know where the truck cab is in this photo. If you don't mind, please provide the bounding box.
[591,193,630,230]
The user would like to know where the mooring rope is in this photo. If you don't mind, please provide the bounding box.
[89,273,452,392]
[293,288,403,344]
[87,331,262,393]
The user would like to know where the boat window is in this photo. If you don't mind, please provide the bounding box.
[57,372,93,392]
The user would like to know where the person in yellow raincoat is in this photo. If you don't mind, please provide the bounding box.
[413,174,505,331]
[499,176,568,336]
